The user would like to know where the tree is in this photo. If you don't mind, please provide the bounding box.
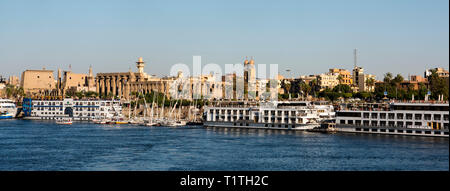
[298,82,311,98]
[332,84,352,93]
[383,72,393,83]
[429,70,448,100]
[365,78,375,92]
[392,74,404,85]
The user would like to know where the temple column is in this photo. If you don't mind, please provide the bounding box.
[96,77,100,95]
[117,77,122,98]
[111,76,116,97]
[105,77,110,96]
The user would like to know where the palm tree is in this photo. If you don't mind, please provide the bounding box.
[337,75,343,84]
[365,78,375,92]
[383,72,393,83]
[284,80,291,100]
[299,82,311,99]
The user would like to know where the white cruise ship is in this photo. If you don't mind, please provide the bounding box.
[204,101,335,130]
[335,101,449,137]
[22,98,123,121]
[0,99,17,119]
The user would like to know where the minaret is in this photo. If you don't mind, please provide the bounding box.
[89,65,93,77]
[136,57,145,74]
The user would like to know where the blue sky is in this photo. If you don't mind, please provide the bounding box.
[0,0,448,80]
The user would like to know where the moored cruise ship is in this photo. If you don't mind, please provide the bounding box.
[335,101,449,137]
[204,101,335,130]
[0,99,17,119]
[22,98,123,121]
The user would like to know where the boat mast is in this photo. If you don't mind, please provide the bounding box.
[150,91,155,123]
[160,95,165,119]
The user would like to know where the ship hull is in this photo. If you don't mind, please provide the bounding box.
[336,125,449,138]
[204,121,319,131]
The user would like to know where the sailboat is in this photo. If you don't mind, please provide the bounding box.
[186,99,203,125]
[146,92,158,126]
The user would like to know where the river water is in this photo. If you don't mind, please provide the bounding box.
[0,120,448,171]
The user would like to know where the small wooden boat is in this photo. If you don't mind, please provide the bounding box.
[56,118,72,125]
[115,121,128,124]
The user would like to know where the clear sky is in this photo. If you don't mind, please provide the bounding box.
[0,0,448,80]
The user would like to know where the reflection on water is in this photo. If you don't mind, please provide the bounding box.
[0,120,448,171]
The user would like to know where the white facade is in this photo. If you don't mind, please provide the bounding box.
[336,102,449,136]
[28,99,122,120]
[205,101,334,129]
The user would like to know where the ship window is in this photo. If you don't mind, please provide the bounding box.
[397,113,403,119]
[388,121,395,127]
[389,129,395,133]
[434,131,441,135]
[355,120,361,125]
[363,120,369,125]
[355,128,361,131]
[406,130,413,133]
[337,112,361,117]
[380,113,386,119]
[371,113,377,119]
[347,120,353,125]
[388,113,395,119]
[414,114,422,120]
[398,130,403,133]
[380,129,386,132]
[424,114,431,120]
[415,131,422,134]
[340,120,345,124]
[363,128,369,132]
[363,113,369,118]
[379,121,386,126]
[444,115,449,121]
[406,114,412,120]
[415,122,422,126]
[397,121,404,127]
[434,114,441,120]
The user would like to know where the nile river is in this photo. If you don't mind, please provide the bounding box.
[0,120,448,170]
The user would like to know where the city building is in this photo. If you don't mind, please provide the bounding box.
[0,76,6,97]
[329,68,352,85]
[318,72,339,90]
[424,68,449,78]
[352,66,365,92]
[7,76,20,87]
